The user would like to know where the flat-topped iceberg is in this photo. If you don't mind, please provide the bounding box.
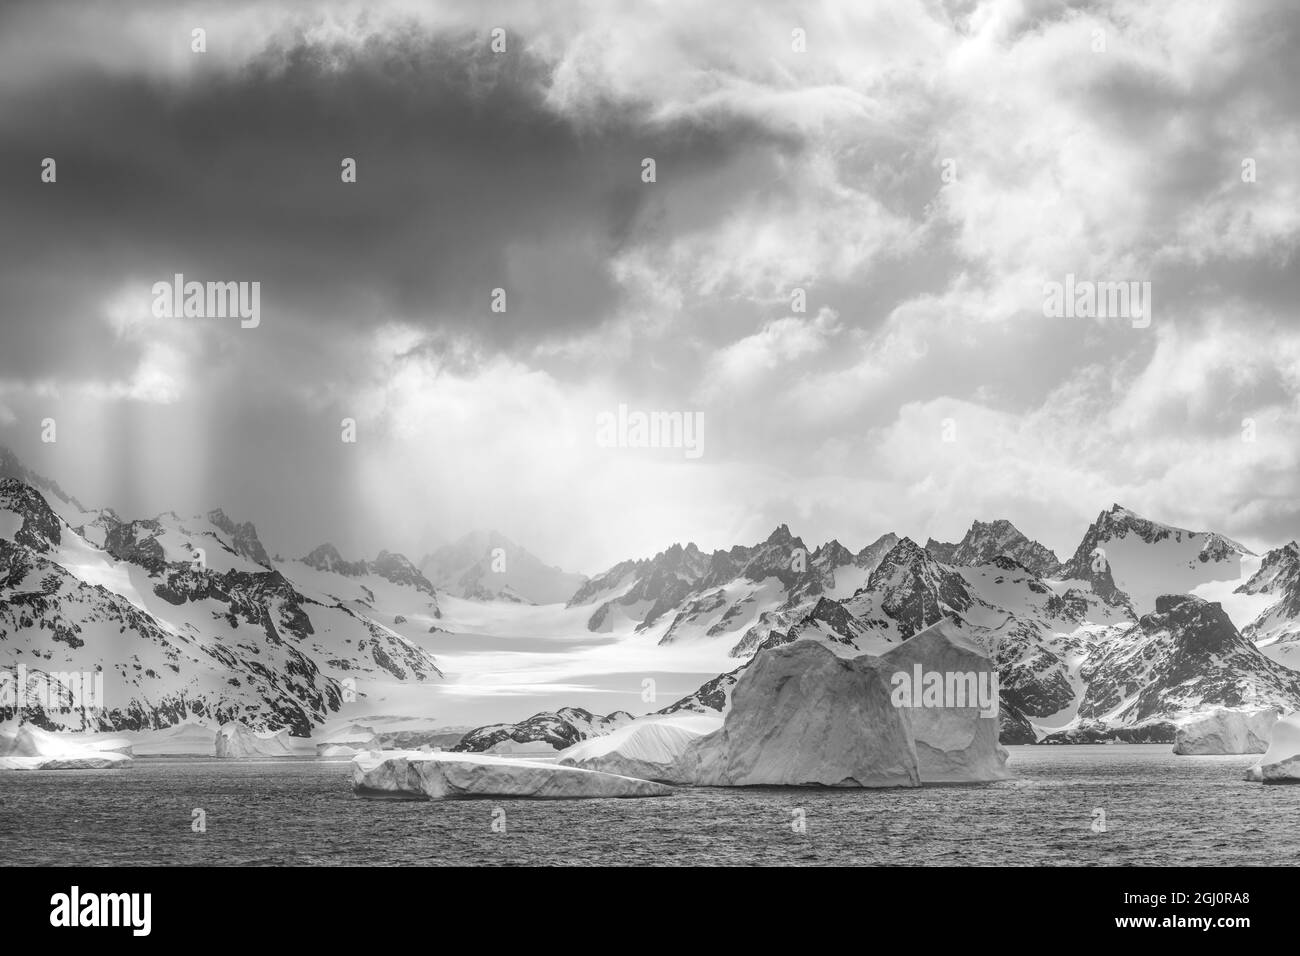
[557,713,722,783]
[0,724,132,770]
[1173,707,1278,755]
[879,619,1011,783]
[351,750,673,800]
[1246,711,1300,782]
[677,640,921,787]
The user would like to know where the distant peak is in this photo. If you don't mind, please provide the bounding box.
[765,523,793,544]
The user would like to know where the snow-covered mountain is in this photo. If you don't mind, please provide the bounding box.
[1058,504,1252,614]
[420,530,585,605]
[1040,595,1300,743]
[1235,541,1300,669]
[925,519,1061,577]
[0,453,442,734]
[567,526,897,654]
[7,442,1295,747]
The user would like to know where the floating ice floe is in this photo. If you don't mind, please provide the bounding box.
[351,750,672,800]
[1172,707,1278,755]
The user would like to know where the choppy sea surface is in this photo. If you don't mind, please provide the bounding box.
[2,745,1296,866]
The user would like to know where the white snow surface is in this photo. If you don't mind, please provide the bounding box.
[351,750,673,799]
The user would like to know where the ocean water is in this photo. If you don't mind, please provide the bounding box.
[2,745,1297,866]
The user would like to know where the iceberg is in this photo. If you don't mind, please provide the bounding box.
[557,713,723,783]
[215,722,312,759]
[0,724,132,770]
[1172,707,1278,755]
[351,750,673,800]
[879,619,1012,782]
[677,641,921,787]
[1247,711,1300,782]
[313,722,383,757]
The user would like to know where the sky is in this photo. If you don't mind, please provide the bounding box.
[0,0,1297,575]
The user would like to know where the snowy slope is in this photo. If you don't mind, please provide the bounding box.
[0,462,442,734]
[1058,504,1252,614]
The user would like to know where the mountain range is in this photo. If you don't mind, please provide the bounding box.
[420,530,586,605]
[5,444,1300,746]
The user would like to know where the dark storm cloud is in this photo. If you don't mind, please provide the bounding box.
[0,24,789,379]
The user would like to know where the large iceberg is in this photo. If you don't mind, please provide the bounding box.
[1246,711,1300,782]
[1172,707,1278,755]
[0,724,132,770]
[557,713,723,783]
[879,619,1012,782]
[677,641,921,788]
[351,750,673,800]
[215,723,313,759]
